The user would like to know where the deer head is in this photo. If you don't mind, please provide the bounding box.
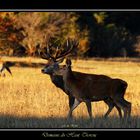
[40,37,78,75]
[53,58,72,76]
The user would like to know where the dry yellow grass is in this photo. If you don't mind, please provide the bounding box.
[0,57,140,128]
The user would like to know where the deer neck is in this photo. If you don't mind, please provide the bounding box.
[63,67,75,83]
[50,73,60,83]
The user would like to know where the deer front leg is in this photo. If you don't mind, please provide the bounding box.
[68,95,75,109]
[68,95,75,118]
[85,101,92,120]
[67,98,81,119]
[115,105,122,119]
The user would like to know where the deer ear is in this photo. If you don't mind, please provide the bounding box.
[66,58,71,66]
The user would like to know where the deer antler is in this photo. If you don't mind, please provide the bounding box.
[40,37,79,61]
[40,37,56,61]
[55,38,79,60]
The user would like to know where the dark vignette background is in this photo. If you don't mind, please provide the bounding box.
[0,0,140,138]
[0,0,140,9]
[0,129,139,139]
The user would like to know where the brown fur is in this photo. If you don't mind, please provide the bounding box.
[55,59,131,119]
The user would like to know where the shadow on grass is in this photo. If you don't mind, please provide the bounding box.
[0,114,140,128]
[5,57,140,69]
[5,61,45,68]
[84,57,140,63]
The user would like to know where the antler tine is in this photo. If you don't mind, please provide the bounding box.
[39,51,51,60]
[40,37,79,61]
[46,38,56,61]
[38,45,51,60]
[46,47,56,61]
[54,46,60,59]
[55,38,79,60]
[39,37,56,60]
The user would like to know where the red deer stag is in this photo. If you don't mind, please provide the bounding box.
[53,58,131,119]
[41,38,130,119]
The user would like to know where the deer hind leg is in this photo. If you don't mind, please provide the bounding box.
[85,101,92,120]
[104,99,115,118]
[127,102,131,117]
[67,98,81,119]
[115,105,122,119]
[105,98,123,118]
[122,99,131,117]
[104,98,122,118]
[113,98,131,118]
[120,99,131,118]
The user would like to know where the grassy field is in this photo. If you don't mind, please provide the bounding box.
[0,56,140,128]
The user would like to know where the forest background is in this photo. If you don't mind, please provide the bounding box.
[1,12,140,58]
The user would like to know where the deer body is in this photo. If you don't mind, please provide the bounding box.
[54,59,131,119]
[64,71,127,102]
[43,66,124,118]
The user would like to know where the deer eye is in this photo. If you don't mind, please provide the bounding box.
[45,64,50,68]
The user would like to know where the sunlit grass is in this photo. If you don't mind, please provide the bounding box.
[0,57,140,128]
